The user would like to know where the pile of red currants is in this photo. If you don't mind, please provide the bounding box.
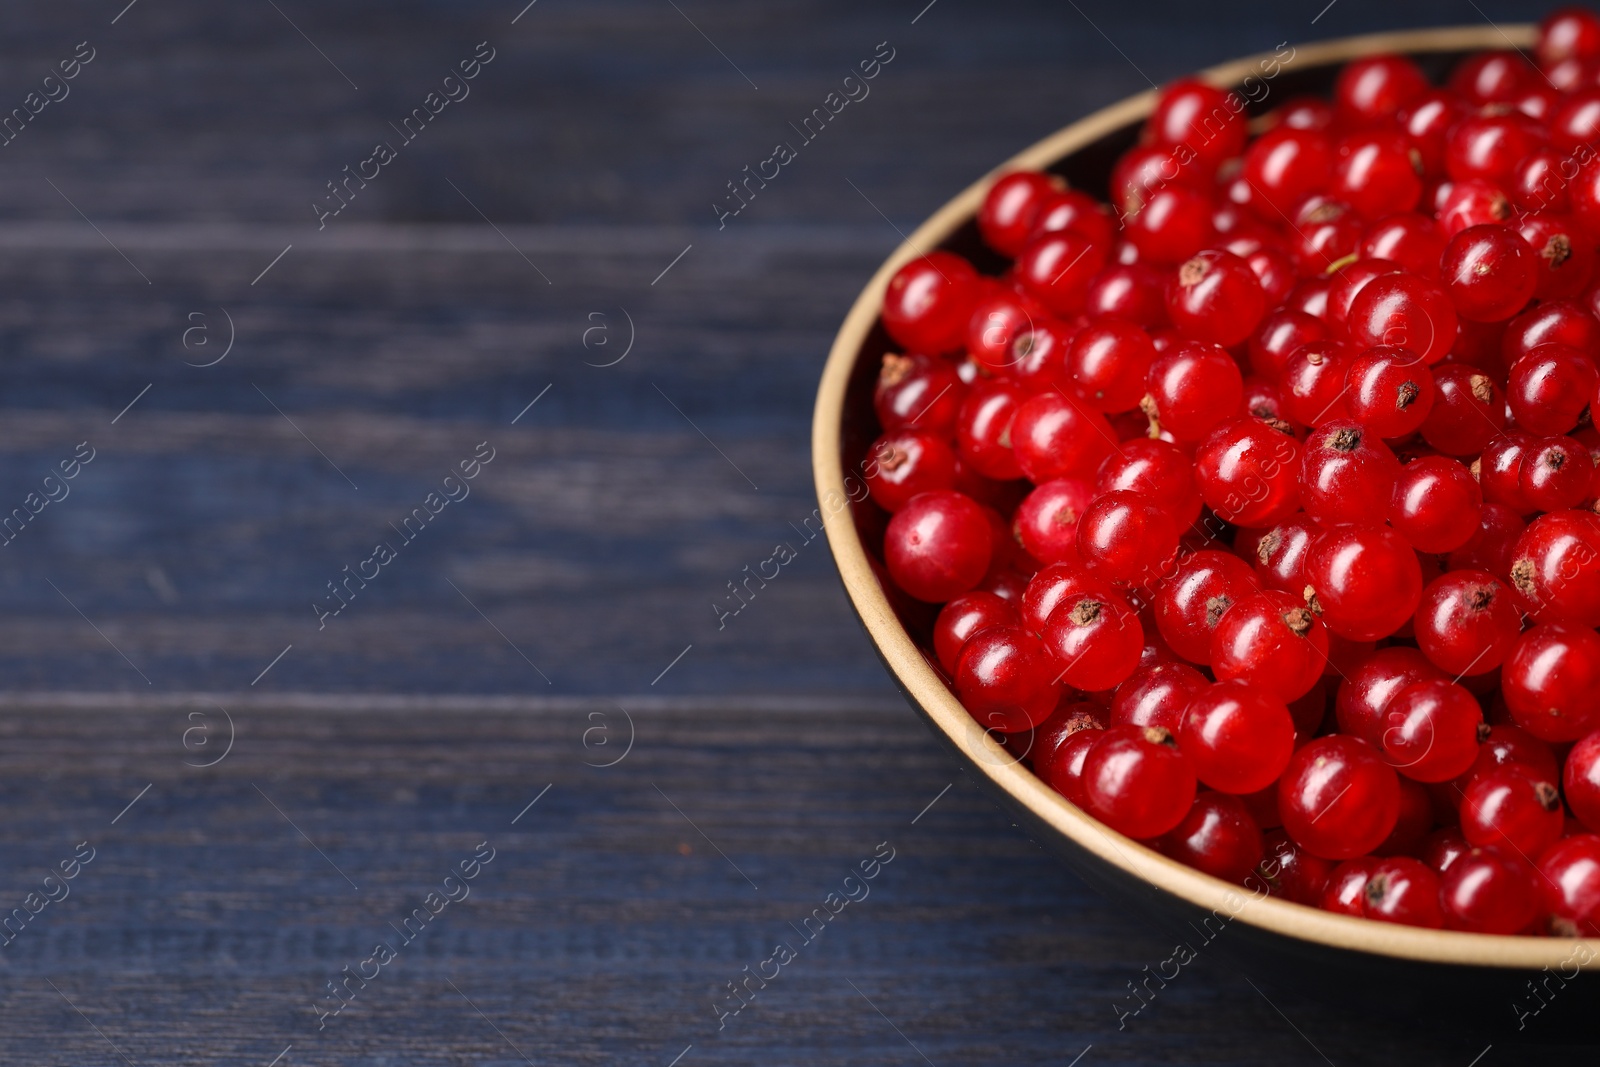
[860,9,1600,936]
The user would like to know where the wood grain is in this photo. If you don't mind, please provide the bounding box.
[0,0,1577,1063]
[0,699,1544,1066]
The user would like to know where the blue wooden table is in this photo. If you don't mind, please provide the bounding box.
[0,0,1583,1063]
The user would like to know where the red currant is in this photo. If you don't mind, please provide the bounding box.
[1153,549,1260,665]
[1506,343,1598,434]
[1502,623,1600,742]
[1344,345,1435,438]
[1279,735,1401,860]
[979,171,1065,257]
[874,352,966,436]
[1096,438,1202,529]
[864,430,958,512]
[1166,249,1266,345]
[1440,847,1541,933]
[1510,510,1600,627]
[1146,78,1248,175]
[1210,589,1329,703]
[1193,416,1302,527]
[1251,514,1320,595]
[1009,390,1114,483]
[1389,455,1483,553]
[954,623,1064,733]
[1260,831,1334,905]
[1076,490,1180,586]
[1459,764,1564,857]
[1360,213,1445,277]
[1362,857,1444,928]
[1143,341,1244,442]
[1081,724,1197,839]
[1322,858,1378,914]
[1159,792,1263,884]
[1334,131,1424,218]
[1303,523,1423,641]
[884,490,993,603]
[1241,126,1333,221]
[1014,232,1107,316]
[882,252,981,354]
[1537,833,1600,936]
[1299,421,1401,527]
[1442,224,1538,322]
[1110,659,1207,733]
[1420,363,1506,455]
[1413,570,1523,677]
[1335,54,1429,126]
[1336,645,1447,747]
[933,591,1017,673]
[1042,590,1144,692]
[1067,317,1157,412]
[1380,679,1486,782]
[1346,271,1458,364]
[1178,679,1296,794]
[1012,477,1096,564]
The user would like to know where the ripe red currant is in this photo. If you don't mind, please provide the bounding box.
[1096,438,1203,529]
[1193,416,1302,527]
[1362,857,1444,928]
[979,171,1065,257]
[1143,341,1244,442]
[1153,549,1260,665]
[1279,735,1401,860]
[882,252,981,354]
[1537,833,1600,936]
[1042,591,1144,692]
[864,430,958,512]
[1420,364,1505,455]
[1165,249,1267,346]
[1178,679,1296,794]
[1510,510,1600,628]
[1502,623,1600,742]
[1067,317,1158,412]
[953,623,1064,733]
[933,591,1018,673]
[1210,589,1329,703]
[1303,523,1423,642]
[1159,792,1263,884]
[1505,343,1598,434]
[1081,724,1197,839]
[1008,478,1087,564]
[1412,570,1523,677]
[1379,679,1486,783]
[1299,422,1401,527]
[1008,390,1114,483]
[884,490,993,603]
[1335,645,1447,747]
[1110,659,1207,733]
[1344,345,1435,438]
[1459,764,1564,857]
[874,352,966,436]
[1076,490,1180,586]
[1389,455,1483,553]
[1346,271,1458,365]
[1440,847,1541,933]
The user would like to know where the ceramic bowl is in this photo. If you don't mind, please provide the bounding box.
[812,24,1600,1013]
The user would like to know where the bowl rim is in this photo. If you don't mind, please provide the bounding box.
[812,23,1600,970]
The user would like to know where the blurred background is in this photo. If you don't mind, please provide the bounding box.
[0,0,1579,1064]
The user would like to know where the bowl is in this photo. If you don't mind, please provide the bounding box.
[812,24,1600,1015]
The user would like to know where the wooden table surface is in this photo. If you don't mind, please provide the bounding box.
[0,0,1585,1063]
